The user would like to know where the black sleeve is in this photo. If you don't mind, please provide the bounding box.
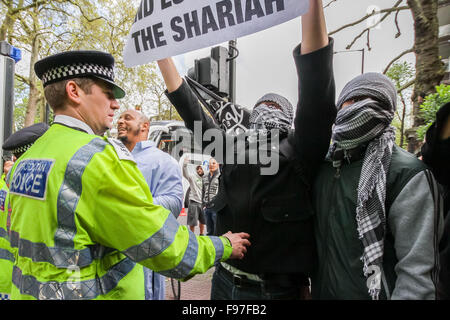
[165,80,227,156]
[421,102,450,188]
[421,104,450,299]
[438,214,450,299]
[422,129,450,187]
[292,38,337,174]
[201,177,205,205]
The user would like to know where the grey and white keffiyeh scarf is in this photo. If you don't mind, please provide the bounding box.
[249,93,294,134]
[329,97,396,300]
[330,72,398,300]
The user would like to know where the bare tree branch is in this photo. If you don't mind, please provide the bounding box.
[341,1,410,50]
[16,11,32,35]
[397,78,416,93]
[329,1,408,35]
[394,9,402,38]
[15,73,30,85]
[63,0,106,23]
[324,0,337,9]
[10,0,48,15]
[383,47,415,74]
[345,26,368,50]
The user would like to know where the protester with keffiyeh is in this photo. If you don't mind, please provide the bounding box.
[157,0,336,300]
[311,72,444,300]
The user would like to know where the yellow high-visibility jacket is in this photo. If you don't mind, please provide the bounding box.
[7,118,231,300]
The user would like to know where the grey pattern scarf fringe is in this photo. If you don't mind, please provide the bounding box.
[329,98,396,300]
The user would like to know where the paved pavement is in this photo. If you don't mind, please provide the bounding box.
[165,267,214,300]
[165,212,214,300]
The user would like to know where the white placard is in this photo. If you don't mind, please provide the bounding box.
[123,0,309,67]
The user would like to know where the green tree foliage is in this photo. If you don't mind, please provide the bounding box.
[13,78,29,130]
[0,0,175,132]
[416,84,450,141]
[386,61,415,149]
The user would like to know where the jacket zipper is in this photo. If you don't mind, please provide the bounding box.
[333,159,342,179]
[321,162,341,296]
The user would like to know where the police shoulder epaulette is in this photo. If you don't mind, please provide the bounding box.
[106,138,136,164]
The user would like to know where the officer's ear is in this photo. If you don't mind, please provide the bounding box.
[66,80,83,105]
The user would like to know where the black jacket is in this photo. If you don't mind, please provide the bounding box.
[422,101,450,300]
[166,40,336,276]
[202,170,220,208]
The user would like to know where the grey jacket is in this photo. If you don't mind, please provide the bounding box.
[202,169,219,208]
[182,162,203,204]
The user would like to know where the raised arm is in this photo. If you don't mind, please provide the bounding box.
[157,58,183,93]
[301,0,329,54]
[157,58,226,157]
[293,0,336,178]
[182,157,191,180]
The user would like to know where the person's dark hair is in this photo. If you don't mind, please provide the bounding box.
[44,77,96,111]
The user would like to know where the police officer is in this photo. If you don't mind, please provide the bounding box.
[6,51,250,300]
[0,123,49,300]
[2,123,50,175]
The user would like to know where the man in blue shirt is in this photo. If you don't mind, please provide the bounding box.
[117,109,183,300]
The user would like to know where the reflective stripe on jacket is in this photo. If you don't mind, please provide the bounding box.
[7,123,232,300]
[0,179,13,298]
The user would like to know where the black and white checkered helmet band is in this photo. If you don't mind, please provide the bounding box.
[41,63,114,86]
[12,143,33,155]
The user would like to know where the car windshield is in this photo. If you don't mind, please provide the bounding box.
[151,127,203,159]
[148,130,160,143]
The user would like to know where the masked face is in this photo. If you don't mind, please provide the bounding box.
[340,96,371,110]
[249,97,293,133]
[337,72,397,112]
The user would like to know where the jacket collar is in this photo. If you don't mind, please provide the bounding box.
[134,140,156,151]
[53,115,95,135]
[331,144,368,164]
[208,169,219,178]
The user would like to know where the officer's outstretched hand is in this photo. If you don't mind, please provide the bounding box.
[222,231,251,260]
